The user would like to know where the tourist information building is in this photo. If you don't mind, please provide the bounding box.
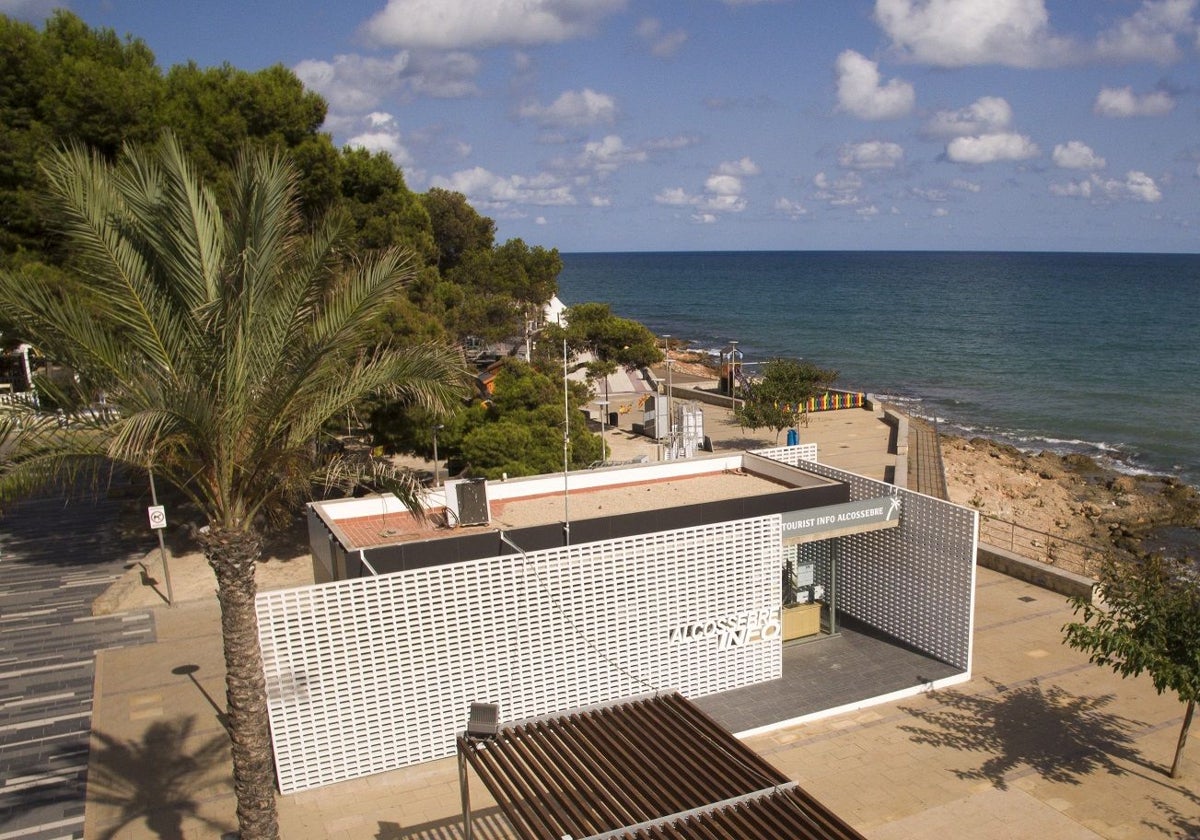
[258,444,977,794]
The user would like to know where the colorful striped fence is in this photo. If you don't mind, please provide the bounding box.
[806,390,865,412]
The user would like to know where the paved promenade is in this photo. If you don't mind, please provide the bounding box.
[84,569,1197,839]
[0,494,155,840]
[72,404,1198,838]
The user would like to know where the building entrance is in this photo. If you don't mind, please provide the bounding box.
[781,539,839,642]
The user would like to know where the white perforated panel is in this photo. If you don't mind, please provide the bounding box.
[786,458,977,671]
[258,517,782,793]
[753,443,819,464]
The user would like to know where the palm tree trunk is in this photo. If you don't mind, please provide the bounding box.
[1170,698,1194,779]
[204,527,279,840]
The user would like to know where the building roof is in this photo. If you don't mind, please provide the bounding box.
[326,460,832,549]
[457,692,866,840]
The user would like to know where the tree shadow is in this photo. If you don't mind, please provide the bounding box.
[898,677,1144,790]
[85,716,233,840]
[376,805,512,839]
[1143,789,1200,837]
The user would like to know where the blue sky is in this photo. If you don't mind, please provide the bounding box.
[8,0,1200,253]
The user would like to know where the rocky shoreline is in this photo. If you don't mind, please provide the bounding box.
[941,433,1200,569]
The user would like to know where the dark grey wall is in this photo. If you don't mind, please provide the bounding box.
[349,481,849,578]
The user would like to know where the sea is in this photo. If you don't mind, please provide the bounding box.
[557,251,1200,490]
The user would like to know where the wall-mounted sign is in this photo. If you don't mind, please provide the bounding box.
[668,608,781,649]
[781,496,901,544]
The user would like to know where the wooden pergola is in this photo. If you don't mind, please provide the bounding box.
[457,691,866,840]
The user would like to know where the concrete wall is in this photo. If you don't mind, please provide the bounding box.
[977,544,1095,602]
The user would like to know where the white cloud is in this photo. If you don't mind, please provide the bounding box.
[924,96,1012,138]
[932,207,950,217]
[430,166,576,210]
[717,157,761,176]
[1050,170,1163,202]
[945,132,1040,164]
[1052,141,1106,170]
[636,17,688,57]
[951,178,982,193]
[1049,179,1092,198]
[875,0,1198,67]
[705,174,744,196]
[575,135,648,174]
[294,51,479,112]
[911,186,948,202]
[835,50,915,120]
[874,0,1073,68]
[518,88,618,128]
[365,0,627,48]
[856,204,881,218]
[1093,0,1197,64]
[813,171,864,206]
[775,197,809,218]
[839,140,905,170]
[347,130,414,165]
[655,187,694,206]
[655,159,757,220]
[1113,170,1163,202]
[1093,86,1176,117]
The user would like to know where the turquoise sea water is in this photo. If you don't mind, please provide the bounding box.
[558,251,1200,488]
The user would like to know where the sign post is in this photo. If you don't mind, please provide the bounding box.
[147,469,174,606]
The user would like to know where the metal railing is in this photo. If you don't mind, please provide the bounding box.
[979,513,1105,578]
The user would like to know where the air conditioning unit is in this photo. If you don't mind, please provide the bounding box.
[465,701,501,738]
[456,478,490,526]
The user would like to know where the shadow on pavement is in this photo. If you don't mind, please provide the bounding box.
[897,676,1143,789]
[84,717,233,840]
[376,805,512,839]
[1143,790,1200,837]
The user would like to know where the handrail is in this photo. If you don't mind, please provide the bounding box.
[978,513,1104,577]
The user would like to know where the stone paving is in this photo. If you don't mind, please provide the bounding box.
[0,495,155,840]
[11,401,1198,839]
[83,566,1199,839]
[80,402,1200,839]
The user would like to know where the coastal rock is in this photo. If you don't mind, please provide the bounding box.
[940,433,1200,572]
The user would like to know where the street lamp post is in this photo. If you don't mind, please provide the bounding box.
[727,339,739,413]
[432,424,444,487]
[597,401,609,465]
[665,358,675,459]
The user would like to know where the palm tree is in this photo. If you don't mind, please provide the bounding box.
[0,134,470,839]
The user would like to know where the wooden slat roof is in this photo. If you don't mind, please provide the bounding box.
[457,692,866,840]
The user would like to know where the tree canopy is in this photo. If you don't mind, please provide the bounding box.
[371,357,601,479]
[554,302,663,369]
[0,11,561,354]
[735,357,839,441]
[0,134,471,838]
[0,10,568,464]
[1063,554,1200,779]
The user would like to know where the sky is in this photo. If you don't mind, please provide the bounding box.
[7,0,1200,253]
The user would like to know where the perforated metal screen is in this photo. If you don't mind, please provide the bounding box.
[259,450,976,794]
[795,460,977,671]
[258,516,783,793]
